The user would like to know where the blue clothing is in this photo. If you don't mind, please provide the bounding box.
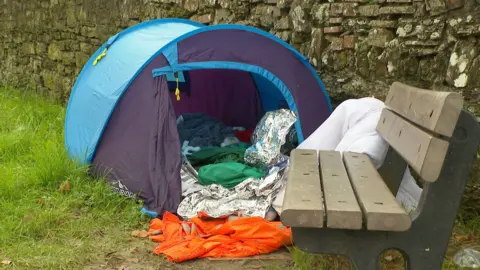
[177,113,235,148]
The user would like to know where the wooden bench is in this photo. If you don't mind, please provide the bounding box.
[281,82,480,269]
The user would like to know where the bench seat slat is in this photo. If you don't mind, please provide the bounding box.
[343,152,412,232]
[377,108,450,182]
[281,149,324,228]
[385,82,463,138]
[319,151,362,230]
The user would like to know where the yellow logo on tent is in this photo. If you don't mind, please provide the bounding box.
[175,76,180,101]
[93,48,108,66]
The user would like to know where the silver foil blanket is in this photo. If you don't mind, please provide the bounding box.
[245,109,297,167]
[180,157,203,197]
[177,160,289,219]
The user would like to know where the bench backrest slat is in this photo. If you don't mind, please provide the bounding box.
[377,82,463,183]
[377,108,450,182]
[281,149,324,228]
[385,82,463,138]
[343,152,412,231]
[319,151,362,230]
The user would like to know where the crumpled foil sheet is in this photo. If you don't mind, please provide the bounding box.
[245,109,297,168]
[177,159,289,219]
[180,157,203,197]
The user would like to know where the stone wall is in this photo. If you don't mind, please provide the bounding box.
[0,0,479,210]
[1,0,479,103]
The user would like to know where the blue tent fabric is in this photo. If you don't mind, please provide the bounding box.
[65,18,333,165]
[251,73,286,113]
[65,19,203,163]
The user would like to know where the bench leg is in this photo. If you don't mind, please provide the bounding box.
[292,228,387,270]
[293,227,445,270]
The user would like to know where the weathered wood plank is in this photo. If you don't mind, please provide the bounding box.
[377,108,449,182]
[281,149,324,228]
[319,151,363,230]
[343,152,412,232]
[385,82,463,137]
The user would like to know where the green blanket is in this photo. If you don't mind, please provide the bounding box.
[198,162,265,188]
[188,143,249,166]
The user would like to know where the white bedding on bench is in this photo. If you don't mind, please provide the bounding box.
[273,98,422,215]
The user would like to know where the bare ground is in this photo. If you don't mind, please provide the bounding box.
[84,237,293,270]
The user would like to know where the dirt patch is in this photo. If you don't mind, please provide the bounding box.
[84,237,293,270]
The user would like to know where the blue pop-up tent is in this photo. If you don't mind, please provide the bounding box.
[65,18,332,216]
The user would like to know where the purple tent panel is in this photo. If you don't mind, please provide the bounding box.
[176,29,331,138]
[170,69,264,129]
[93,55,182,214]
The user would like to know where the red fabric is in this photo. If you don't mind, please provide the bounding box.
[234,129,254,143]
[148,212,292,263]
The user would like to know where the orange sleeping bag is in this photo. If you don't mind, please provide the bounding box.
[148,212,292,262]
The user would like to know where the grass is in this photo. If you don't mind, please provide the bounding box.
[0,88,148,269]
[0,87,479,269]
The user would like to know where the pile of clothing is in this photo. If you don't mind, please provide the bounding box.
[177,111,297,219]
[150,110,298,262]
